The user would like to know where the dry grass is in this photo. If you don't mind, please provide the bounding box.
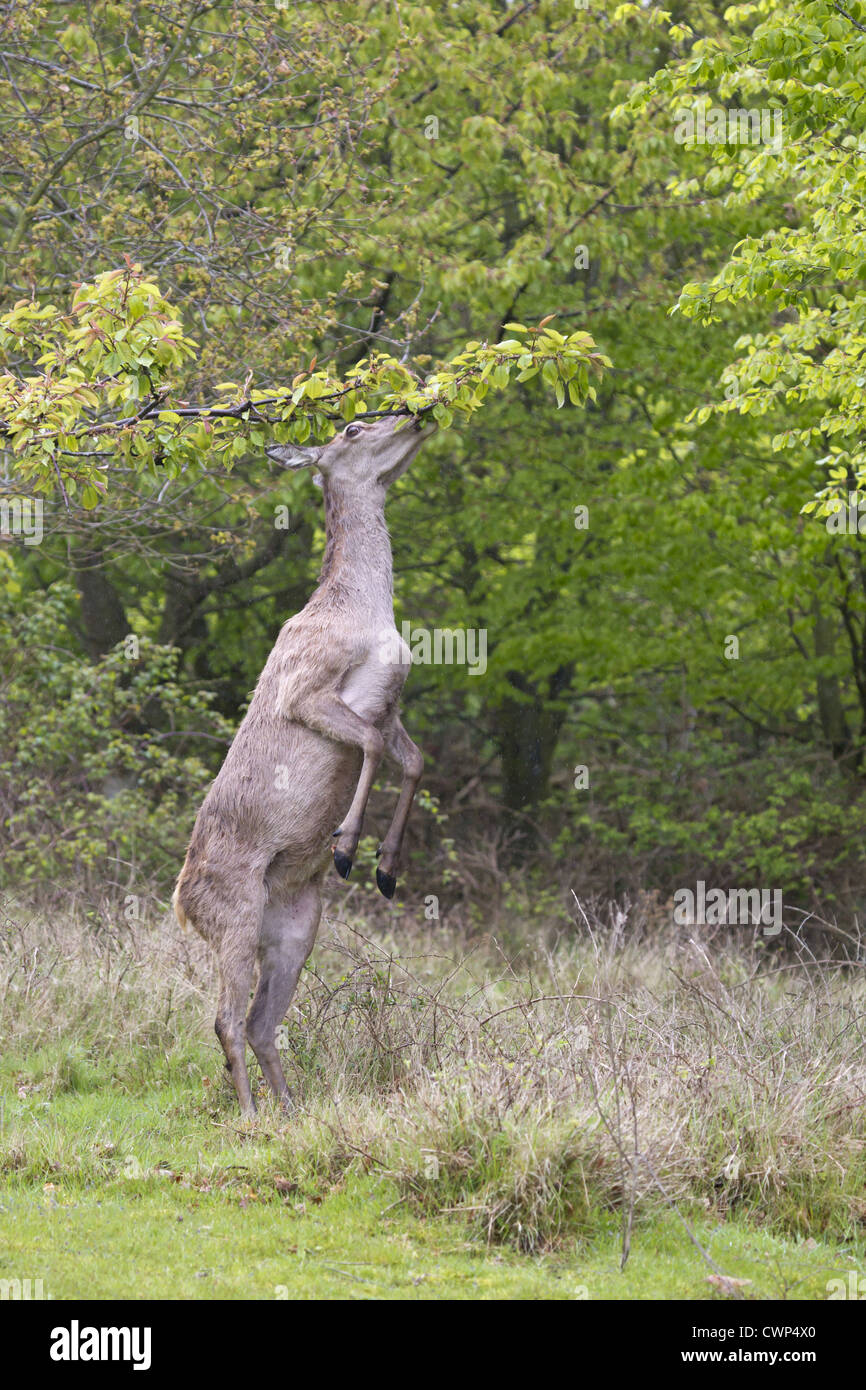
[1,892,865,1256]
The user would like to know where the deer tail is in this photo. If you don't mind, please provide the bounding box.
[171,878,189,933]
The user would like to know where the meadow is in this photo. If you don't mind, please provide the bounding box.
[1,894,863,1301]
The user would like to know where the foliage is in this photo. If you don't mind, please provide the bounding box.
[617,0,866,513]
[557,732,866,906]
[0,264,607,495]
[2,0,866,912]
[0,584,230,897]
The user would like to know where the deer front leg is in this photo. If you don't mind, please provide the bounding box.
[295,693,384,880]
[376,715,424,900]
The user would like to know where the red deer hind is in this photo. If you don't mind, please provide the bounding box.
[172,415,433,1116]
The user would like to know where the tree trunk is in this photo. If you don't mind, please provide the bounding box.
[74,548,128,659]
[813,600,852,760]
[492,667,573,855]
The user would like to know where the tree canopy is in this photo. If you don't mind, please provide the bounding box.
[3,0,866,916]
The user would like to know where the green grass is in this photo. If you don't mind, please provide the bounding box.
[0,1079,862,1300]
[1,1172,859,1301]
[2,904,865,1298]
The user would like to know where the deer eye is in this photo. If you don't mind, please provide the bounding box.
[344,423,363,439]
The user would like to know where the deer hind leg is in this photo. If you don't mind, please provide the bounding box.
[376,715,424,900]
[295,692,384,881]
[245,879,322,1111]
[213,886,267,1119]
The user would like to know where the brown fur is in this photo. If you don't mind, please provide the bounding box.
[172,417,431,1115]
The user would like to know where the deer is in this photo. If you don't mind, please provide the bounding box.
[171,414,434,1117]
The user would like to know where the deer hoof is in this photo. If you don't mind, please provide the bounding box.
[376,866,397,900]
[333,848,353,880]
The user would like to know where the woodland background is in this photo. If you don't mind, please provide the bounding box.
[3,0,866,936]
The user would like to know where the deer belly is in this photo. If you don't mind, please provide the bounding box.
[340,653,406,723]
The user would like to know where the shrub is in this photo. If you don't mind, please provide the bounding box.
[0,583,231,903]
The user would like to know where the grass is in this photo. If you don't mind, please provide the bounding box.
[1,894,864,1298]
[2,1173,858,1300]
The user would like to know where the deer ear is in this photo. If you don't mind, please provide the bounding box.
[265,442,324,471]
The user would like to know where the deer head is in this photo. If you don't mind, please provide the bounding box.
[267,415,434,494]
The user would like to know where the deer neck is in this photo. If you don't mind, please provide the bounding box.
[316,479,394,616]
